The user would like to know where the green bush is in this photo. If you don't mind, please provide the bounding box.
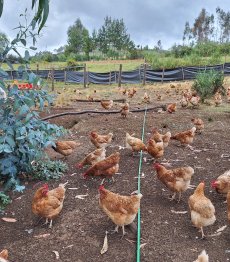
[0,191,11,211]
[0,82,66,192]
[192,70,225,102]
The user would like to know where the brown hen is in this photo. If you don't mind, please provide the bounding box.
[32,183,67,228]
[99,185,142,236]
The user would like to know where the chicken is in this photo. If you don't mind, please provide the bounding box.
[101,100,113,110]
[188,182,216,238]
[120,103,129,118]
[143,92,150,103]
[171,127,196,147]
[227,88,230,102]
[227,190,230,223]
[193,250,209,262]
[82,152,120,182]
[211,170,230,195]
[126,133,147,154]
[214,92,222,106]
[151,128,171,148]
[87,95,94,101]
[180,94,189,107]
[120,88,127,95]
[156,94,162,101]
[191,118,204,134]
[153,163,194,202]
[32,182,67,228]
[189,95,200,107]
[77,148,106,168]
[0,250,8,262]
[167,103,177,113]
[90,131,113,148]
[147,139,164,159]
[52,141,80,158]
[99,184,142,236]
[127,88,137,98]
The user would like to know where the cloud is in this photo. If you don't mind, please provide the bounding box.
[0,0,229,53]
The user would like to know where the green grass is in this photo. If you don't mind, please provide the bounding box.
[1,59,145,73]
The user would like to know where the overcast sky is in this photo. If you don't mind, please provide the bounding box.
[0,0,229,54]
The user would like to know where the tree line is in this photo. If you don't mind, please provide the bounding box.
[1,7,230,64]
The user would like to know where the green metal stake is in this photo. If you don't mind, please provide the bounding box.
[136,106,147,262]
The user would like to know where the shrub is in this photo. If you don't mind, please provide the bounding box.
[192,70,225,102]
[31,160,68,180]
[0,192,11,211]
[0,83,66,192]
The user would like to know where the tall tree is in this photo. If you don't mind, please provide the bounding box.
[183,22,193,45]
[66,18,90,55]
[97,16,134,54]
[191,8,214,42]
[216,7,230,43]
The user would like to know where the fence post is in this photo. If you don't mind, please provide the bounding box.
[83,63,87,88]
[222,63,225,74]
[118,64,122,87]
[10,70,13,80]
[36,63,39,75]
[139,65,141,83]
[161,68,165,83]
[64,70,67,85]
[51,68,54,91]
[182,67,185,81]
[142,63,147,86]
[109,71,112,85]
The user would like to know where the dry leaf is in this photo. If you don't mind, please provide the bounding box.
[216,225,227,233]
[34,233,50,238]
[2,217,17,223]
[75,194,88,199]
[171,210,188,214]
[140,243,147,249]
[52,251,60,259]
[221,154,230,158]
[100,231,108,255]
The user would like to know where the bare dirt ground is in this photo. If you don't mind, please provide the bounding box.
[1,81,230,262]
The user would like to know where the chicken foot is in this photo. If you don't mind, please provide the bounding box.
[109,225,127,238]
[100,177,115,185]
[200,227,206,239]
[43,218,53,229]
[169,192,182,203]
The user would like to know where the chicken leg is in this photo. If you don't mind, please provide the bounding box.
[200,227,205,239]
[169,192,177,201]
